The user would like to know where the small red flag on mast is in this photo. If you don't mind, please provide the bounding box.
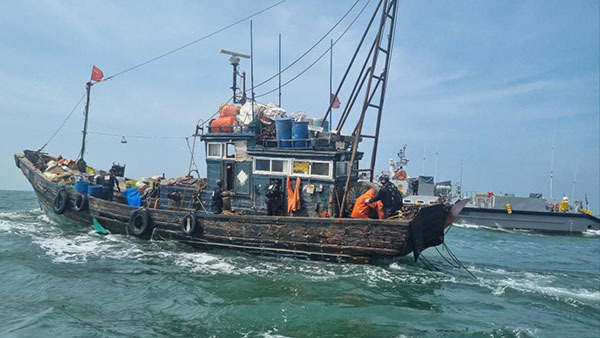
[330,93,341,109]
[91,65,104,82]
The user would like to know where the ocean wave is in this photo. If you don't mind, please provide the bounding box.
[582,229,600,237]
[465,266,599,306]
[0,210,54,235]
[453,222,548,237]
[454,222,511,232]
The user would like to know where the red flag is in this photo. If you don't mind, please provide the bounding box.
[91,65,104,82]
[330,93,341,109]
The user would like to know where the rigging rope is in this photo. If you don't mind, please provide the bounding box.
[101,0,287,82]
[87,131,187,139]
[419,254,441,272]
[250,0,361,92]
[442,243,477,279]
[37,91,87,152]
[255,0,371,98]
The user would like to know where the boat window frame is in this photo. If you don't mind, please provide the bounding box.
[252,157,333,179]
[291,159,333,179]
[207,142,223,159]
[225,143,235,159]
[336,161,350,177]
[253,157,291,175]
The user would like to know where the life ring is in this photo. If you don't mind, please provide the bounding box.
[73,193,88,212]
[395,169,407,181]
[180,213,198,235]
[53,189,69,214]
[128,208,152,237]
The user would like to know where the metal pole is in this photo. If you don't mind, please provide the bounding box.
[329,38,333,127]
[79,81,92,160]
[459,159,464,199]
[422,138,427,176]
[250,20,255,122]
[434,142,439,180]
[278,33,282,107]
[550,130,555,199]
[571,158,579,202]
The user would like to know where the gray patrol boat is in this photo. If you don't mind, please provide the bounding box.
[383,146,599,234]
[457,193,599,234]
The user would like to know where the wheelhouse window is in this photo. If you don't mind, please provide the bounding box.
[207,143,222,158]
[225,143,235,159]
[254,158,289,174]
[293,160,331,178]
[253,157,332,179]
[311,162,329,176]
[336,161,349,176]
[255,159,270,171]
[271,159,287,172]
[293,161,309,174]
[335,160,358,177]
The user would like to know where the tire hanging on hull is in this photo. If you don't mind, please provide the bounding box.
[129,208,153,237]
[53,189,69,214]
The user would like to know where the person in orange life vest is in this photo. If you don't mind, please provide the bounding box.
[351,188,385,219]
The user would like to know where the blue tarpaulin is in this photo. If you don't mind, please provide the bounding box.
[123,188,141,207]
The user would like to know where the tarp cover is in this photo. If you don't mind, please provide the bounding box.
[123,188,142,207]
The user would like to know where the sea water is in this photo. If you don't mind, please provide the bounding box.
[1,190,598,337]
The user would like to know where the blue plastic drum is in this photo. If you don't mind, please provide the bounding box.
[292,121,309,148]
[275,118,292,147]
[76,181,89,194]
[88,185,104,199]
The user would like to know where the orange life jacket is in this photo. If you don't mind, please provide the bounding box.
[351,188,384,219]
[286,176,301,214]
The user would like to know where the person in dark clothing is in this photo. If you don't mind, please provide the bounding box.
[102,174,116,201]
[266,179,283,216]
[367,174,403,218]
[212,180,225,214]
[412,178,419,195]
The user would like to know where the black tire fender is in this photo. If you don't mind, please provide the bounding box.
[180,213,197,235]
[129,208,152,237]
[73,193,88,212]
[53,189,69,214]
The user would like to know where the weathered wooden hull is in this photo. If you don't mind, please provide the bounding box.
[15,153,448,264]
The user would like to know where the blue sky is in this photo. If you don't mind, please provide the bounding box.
[1,0,598,212]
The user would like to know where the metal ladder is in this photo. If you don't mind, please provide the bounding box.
[337,0,398,215]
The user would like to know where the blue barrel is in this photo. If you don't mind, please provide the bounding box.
[313,117,329,131]
[292,120,309,148]
[275,118,292,147]
[76,181,89,194]
[88,185,104,198]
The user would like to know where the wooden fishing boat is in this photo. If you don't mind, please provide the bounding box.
[15,151,460,264]
[14,0,467,264]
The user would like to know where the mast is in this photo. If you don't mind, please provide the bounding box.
[459,159,464,198]
[78,81,92,161]
[278,33,282,107]
[550,130,555,199]
[329,38,333,127]
[434,142,439,179]
[571,158,579,202]
[422,139,427,176]
[250,20,255,121]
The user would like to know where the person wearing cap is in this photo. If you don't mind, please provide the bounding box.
[212,180,226,214]
[366,174,403,218]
